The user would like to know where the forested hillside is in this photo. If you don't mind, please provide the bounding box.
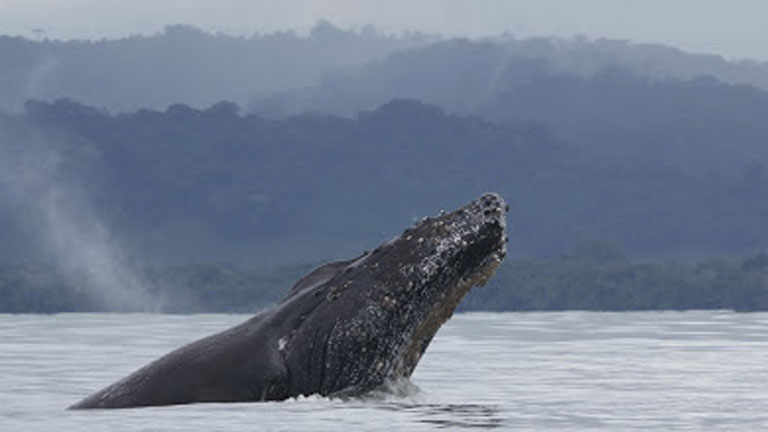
[2,97,766,266]
[0,22,433,112]
[258,39,768,173]
[2,27,767,312]
[3,24,768,114]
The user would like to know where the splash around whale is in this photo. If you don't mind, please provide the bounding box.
[70,193,508,409]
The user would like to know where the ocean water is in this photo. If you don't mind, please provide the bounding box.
[1,311,767,431]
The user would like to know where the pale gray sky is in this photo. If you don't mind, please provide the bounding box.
[1,0,766,61]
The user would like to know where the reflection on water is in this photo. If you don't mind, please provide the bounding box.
[400,403,503,429]
[2,311,768,431]
[355,379,503,428]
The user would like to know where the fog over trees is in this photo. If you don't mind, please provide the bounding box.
[3,22,768,113]
[1,23,766,311]
[0,22,435,112]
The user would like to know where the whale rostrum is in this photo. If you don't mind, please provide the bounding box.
[70,193,508,409]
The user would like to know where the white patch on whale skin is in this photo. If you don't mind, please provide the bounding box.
[277,337,287,351]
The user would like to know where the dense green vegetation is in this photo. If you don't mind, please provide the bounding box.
[2,251,766,313]
[3,97,766,265]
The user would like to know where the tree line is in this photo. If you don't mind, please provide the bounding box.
[2,251,766,313]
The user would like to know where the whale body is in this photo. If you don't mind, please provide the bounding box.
[70,193,508,409]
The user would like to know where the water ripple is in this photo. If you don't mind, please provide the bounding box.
[1,311,768,430]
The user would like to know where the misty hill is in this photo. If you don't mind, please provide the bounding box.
[0,22,434,113]
[254,39,768,173]
[500,36,768,89]
[251,40,515,117]
[1,98,766,269]
[484,67,768,173]
[4,24,768,116]
[252,36,768,118]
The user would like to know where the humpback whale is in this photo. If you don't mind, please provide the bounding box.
[70,193,508,409]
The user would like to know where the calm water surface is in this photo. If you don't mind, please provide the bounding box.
[1,311,767,431]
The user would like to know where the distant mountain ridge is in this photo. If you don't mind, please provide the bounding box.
[0,22,435,112]
[2,22,768,115]
[254,36,768,118]
[256,38,768,173]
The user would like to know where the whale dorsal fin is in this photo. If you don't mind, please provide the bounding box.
[287,252,369,298]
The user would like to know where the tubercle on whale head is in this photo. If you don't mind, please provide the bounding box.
[403,192,507,279]
[283,193,509,397]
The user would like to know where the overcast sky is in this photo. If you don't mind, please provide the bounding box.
[1,0,766,61]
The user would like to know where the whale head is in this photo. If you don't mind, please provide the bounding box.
[275,193,508,398]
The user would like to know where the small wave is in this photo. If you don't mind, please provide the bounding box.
[362,378,424,402]
[335,379,504,429]
[329,378,423,403]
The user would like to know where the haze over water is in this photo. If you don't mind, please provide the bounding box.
[2,311,767,431]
